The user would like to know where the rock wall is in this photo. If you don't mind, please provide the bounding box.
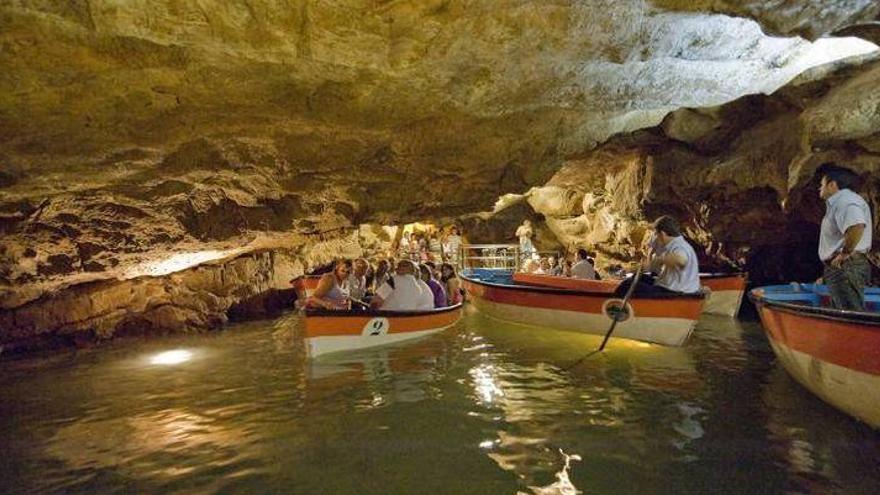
[1,1,880,352]
[484,53,880,282]
[0,249,290,354]
[0,229,377,354]
[2,3,876,287]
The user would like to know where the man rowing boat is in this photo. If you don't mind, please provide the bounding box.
[614,215,700,296]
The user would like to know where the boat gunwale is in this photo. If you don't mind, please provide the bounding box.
[698,272,747,280]
[749,289,880,326]
[461,271,705,301]
[305,302,463,319]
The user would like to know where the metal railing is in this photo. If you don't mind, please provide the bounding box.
[459,244,520,271]
[458,244,568,273]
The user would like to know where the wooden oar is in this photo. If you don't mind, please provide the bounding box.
[565,265,644,370]
[349,296,371,310]
[597,267,643,351]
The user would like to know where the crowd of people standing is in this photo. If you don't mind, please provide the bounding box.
[396,226,462,265]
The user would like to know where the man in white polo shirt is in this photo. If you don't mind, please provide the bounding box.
[370,259,434,311]
[817,162,873,310]
[646,215,700,293]
[613,216,700,296]
[570,249,596,279]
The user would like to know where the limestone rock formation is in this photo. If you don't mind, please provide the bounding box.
[499,53,880,282]
[657,0,880,39]
[1,0,879,351]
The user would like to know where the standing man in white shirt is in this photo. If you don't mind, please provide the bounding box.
[817,163,873,310]
[570,249,596,279]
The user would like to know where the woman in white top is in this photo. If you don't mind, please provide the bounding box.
[309,259,352,310]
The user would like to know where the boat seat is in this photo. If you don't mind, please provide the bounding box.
[763,292,822,306]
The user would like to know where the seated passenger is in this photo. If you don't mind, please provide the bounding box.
[522,256,540,274]
[570,249,596,279]
[308,259,352,310]
[348,258,370,303]
[537,257,552,274]
[562,260,573,277]
[419,263,448,308]
[424,260,441,281]
[440,262,464,305]
[606,263,625,279]
[371,260,434,311]
[548,256,563,276]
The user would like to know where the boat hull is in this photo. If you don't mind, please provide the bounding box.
[292,275,321,299]
[700,273,747,317]
[462,275,703,346]
[304,304,462,358]
[753,289,880,428]
[513,272,745,317]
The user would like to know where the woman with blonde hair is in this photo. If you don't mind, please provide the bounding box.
[309,259,352,310]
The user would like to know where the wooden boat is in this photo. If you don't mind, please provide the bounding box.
[291,274,322,300]
[512,271,746,317]
[304,304,463,358]
[750,284,880,428]
[461,269,704,346]
[699,272,747,317]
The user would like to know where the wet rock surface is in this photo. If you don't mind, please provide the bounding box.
[486,54,880,281]
[1,1,879,351]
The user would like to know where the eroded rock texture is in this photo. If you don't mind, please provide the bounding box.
[496,53,880,282]
[1,0,878,350]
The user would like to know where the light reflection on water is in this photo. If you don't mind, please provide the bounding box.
[0,310,878,494]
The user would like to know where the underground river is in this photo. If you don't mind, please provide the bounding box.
[1,308,878,494]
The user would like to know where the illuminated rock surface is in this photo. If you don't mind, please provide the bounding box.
[1,1,878,350]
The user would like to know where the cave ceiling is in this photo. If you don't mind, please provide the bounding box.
[1,0,879,294]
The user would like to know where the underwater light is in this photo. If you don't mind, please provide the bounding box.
[150,349,193,366]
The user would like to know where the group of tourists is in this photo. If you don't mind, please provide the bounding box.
[396,227,462,265]
[520,249,601,280]
[513,162,874,309]
[308,257,464,312]
[631,162,873,307]
[307,161,874,313]
[519,216,700,297]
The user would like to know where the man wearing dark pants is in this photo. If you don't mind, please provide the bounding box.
[614,216,700,296]
[817,162,873,311]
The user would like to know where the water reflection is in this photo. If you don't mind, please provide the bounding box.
[762,365,880,493]
[462,312,709,490]
[46,409,252,477]
[522,450,583,495]
[1,310,879,494]
[306,334,453,410]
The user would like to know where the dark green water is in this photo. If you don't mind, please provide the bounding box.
[1,307,878,494]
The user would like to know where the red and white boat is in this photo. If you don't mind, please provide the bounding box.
[304,304,463,358]
[291,274,322,301]
[699,272,747,317]
[511,271,746,317]
[461,269,704,346]
[750,284,880,428]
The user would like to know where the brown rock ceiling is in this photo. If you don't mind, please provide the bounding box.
[1,0,879,350]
